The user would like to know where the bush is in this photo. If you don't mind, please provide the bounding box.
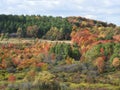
[33,71,60,90]
[109,43,120,64]
[49,43,81,62]
[112,57,120,68]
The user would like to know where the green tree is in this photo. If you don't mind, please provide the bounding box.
[43,27,63,40]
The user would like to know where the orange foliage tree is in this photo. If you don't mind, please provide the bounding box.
[71,29,97,54]
[112,57,120,68]
[94,57,105,73]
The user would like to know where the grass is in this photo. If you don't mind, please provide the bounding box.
[0,38,72,44]
[69,82,120,90]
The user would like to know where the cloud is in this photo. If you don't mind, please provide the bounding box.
[84,15,97,19]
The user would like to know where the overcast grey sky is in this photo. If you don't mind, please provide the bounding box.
[0,0,120,25]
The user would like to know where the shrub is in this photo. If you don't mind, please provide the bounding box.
[8,74,16,83]
[33,71,60,90]
[112,57,120,68]
[94,57,105,73]
[109,43,120,64]
[84,44,101,61]
[49,43,81,62]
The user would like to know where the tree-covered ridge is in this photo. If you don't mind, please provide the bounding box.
[0,14,117,40]
[67,16,116,28]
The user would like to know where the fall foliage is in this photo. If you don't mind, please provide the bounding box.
[0,15,120,90]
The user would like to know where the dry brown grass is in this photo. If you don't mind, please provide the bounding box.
[0,38,72,44]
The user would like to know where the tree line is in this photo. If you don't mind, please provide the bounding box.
[0,14,72,40]
[0,14,117,40]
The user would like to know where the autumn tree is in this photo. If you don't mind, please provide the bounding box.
[43,27,63,40]
[8,74,16,83]
[112,57,120,68]
[94,57,105,73]
[17,27,26,38]
[71,29,97,54]
[26,25,39,38]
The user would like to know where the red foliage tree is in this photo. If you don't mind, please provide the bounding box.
[71,29,97,54]
[8,74,16,83]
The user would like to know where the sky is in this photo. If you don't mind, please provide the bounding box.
[0,0,120,26]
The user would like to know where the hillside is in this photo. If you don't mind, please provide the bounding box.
[0,15,120,90]
[0,14,117,40]
[67,16,116,27]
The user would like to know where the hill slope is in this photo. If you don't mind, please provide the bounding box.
[0,14,117,40]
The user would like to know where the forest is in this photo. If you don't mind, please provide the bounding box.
[0,14,120,90]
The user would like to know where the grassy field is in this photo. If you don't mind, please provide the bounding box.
[0,38,72,44]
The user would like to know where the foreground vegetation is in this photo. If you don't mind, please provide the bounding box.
[0,38,120,90]
[0,15,120,90]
